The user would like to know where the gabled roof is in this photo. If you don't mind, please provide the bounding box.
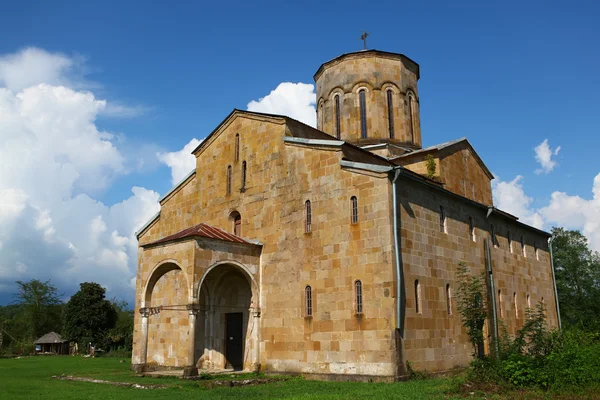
[391,137,494,179]
[35,332,67,344]
[141,223,261,248]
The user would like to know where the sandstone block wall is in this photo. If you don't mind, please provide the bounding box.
[397,176,558,371]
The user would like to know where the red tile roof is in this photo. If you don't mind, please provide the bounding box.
[142,223,257,247]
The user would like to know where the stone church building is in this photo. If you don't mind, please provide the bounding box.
[132,49,559,380]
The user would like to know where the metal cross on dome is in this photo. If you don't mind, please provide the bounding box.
[360,31,370,50]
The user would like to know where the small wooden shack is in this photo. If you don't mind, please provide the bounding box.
[34,332,69,354]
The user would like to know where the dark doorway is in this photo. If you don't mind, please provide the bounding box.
[225,312,243,370]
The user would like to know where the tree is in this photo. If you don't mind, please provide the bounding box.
[455,262,488,358]
[105,299,134,351]
[62,282,117,348]
[551,227,600,327]
[12,279,62,340]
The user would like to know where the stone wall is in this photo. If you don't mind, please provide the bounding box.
[397,175,558,371]
[135,113,399,378]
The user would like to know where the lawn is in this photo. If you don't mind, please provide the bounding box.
[0,356,455,400]
[1,356,599,399]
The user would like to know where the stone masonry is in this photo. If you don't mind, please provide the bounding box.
[131,49,559,380]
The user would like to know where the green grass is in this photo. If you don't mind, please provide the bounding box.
[1,356,598,399]
[0,356,454,399]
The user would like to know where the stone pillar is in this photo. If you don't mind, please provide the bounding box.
[132,307,150,374]
[252,308,261,372]
[184,304,199,377]
[208,304,215,369]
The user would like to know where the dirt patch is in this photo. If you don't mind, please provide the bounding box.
[187,377,282,389]
[52,375,167,390]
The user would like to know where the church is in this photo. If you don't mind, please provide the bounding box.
[131,49,559,381]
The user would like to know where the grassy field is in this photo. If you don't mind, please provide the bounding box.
[0,356,456,400]
[1,356,599,399]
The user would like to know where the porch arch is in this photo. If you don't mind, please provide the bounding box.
[195,261,260,371]
[143,259,191,307]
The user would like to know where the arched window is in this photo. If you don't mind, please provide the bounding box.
[498,289,504,318]
[359,89,367,139]
[534,242,539,260]
[490,224,497,248]
[521,235,526,257]
[350,196,358,224]
[514,292,518,318]
[305,200,311,233]
[226,165,232,195]
[305,286,312,317]
[334,94,341,139]
[415,280,422,314]
[446,284,452,315]
[318,100,324,130]
[241,161,247,190]
[235,133,240,162]
[355,280,363,314]
[508,231,513,253]
[387,89,395,139]
[439,206,446,233]
[468,217,475,242]
[407,92,415,143]
[527,294,531,310]
[230,211,241,236]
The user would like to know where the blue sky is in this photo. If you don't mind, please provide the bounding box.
[0,0,599,303]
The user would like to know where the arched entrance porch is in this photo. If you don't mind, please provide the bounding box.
[195,262,260,372]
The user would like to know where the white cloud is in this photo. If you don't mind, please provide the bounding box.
[492,175,544,229]
[0,48,160,301]
[0,47,91,92]
[157,138,202,185]
[247,82,316,127]
[539,173,600,252]
[492,173,600,252]
[534,139,561,174]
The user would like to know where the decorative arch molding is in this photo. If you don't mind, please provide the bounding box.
[195,260,259,307]
[142,259,192,307]
[381,82,401,94]
[351,81,374,94]
[327,86,345,100]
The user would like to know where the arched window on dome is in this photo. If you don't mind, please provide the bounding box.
[318,100,324,130]
[406,91,416,143]
[387,89,395,139]
[359,89,367,139]
[235,133,240,162]
[334,94,341,139]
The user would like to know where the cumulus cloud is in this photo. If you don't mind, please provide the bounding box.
[247,82,316,127]
[157,138,202,185]
[0,47,92,92]
[534,139,561,174]
[0,48,160,301]
[492,175,544,229]
[539,173,600,252]
[492,173,600,252]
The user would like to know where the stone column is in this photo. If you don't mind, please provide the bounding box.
[252,308,261,372]
[184,304,199,377]
[133,307,150,373]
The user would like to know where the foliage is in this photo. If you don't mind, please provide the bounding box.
[551,227,600,327]
[62,282,117,348]
[12,279,62,341]
[103,299,134,352]
[425,154,436,179]
[465,300,600,391]
[455,262,488,358]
